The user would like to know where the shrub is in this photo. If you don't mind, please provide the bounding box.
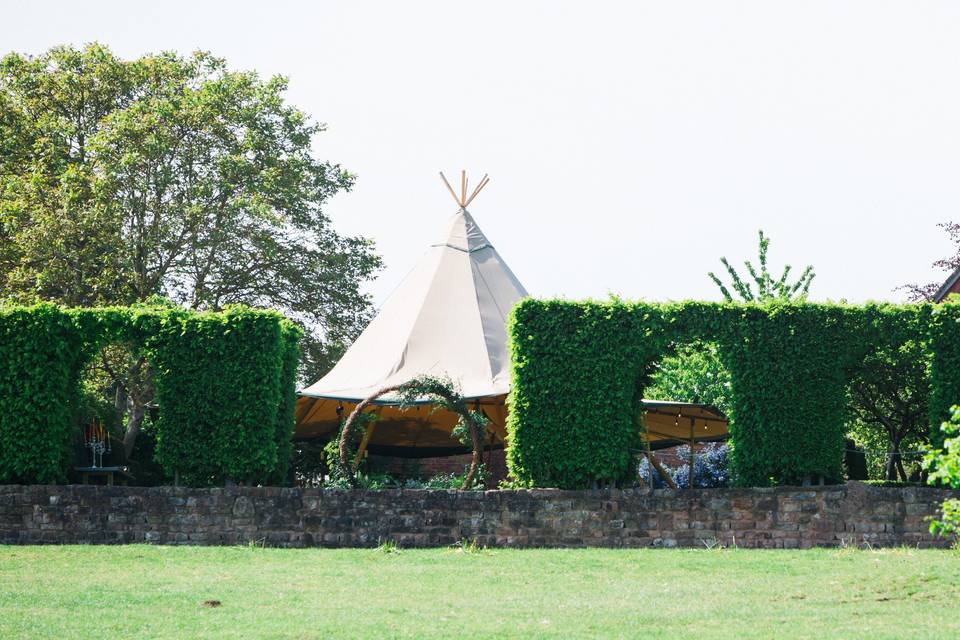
[924,406,960,542]
[270,322,303,484]
[506,300,673,488]
[325,471,400,490]
[646,342,732,416]
[713,304,865,485]
[403,465,487,491]
[145,306,300,486]
[0,305,86,483]
[637,457,676,489]
[927,305,960,446]
[671,444,730,489]
[637,444,729,489]
[861,480,924,487]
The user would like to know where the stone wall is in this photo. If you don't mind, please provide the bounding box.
[0,482,955,548]
[367,449,509,485]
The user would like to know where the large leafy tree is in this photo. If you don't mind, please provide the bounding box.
[858,219,960,480]
[645,342,732,416]
[0,44,380,455]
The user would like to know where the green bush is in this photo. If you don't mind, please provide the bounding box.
[712,304,866,485]
[646,341,732,416]
[862,480,925,487]
[145,306,299,486]
[924,406,960,541]
[506,299,957,489]
[403,465,488,490]
[0,303,300,486]
[0,305,86,483]
[506,300,675,488]
[927,305,960,447]
[271,322,303,484]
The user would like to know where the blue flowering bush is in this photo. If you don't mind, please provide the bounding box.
[637,443,729,489]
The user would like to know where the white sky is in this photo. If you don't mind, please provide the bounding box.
[5,1,960,304]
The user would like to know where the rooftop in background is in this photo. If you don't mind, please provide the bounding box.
[934,266,960,302]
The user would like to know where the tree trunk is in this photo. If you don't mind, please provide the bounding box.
[895,453,908,482]
[885,434,908,482]
[114,383,128,429]
[122,398,145,460]
[885,449,897,481]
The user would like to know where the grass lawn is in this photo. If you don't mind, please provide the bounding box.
[1,545,958,639]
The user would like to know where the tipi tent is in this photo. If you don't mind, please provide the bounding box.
[295,174,527,457]
[294,173,730,462]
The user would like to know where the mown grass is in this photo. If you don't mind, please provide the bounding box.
[1,545,958,639]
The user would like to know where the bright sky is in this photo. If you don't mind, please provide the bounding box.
[5,1,960,304]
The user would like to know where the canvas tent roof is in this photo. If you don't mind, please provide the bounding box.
[299,206,528,403]
[640,400,728,450]
[295,192,528,454]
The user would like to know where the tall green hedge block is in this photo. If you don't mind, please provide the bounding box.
[270,321,303,484]
[507,300,675,488]
[147,307,290,486]
[507,300,959,489]
[0,305,86,483]
[0,304,301,486]
[928,304,960,446]
[712,305,865,485]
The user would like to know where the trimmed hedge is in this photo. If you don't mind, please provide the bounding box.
[0,305,86,483]
[507,300,672,488]
[506,300,958,489]
[0,304,300,485]
[712,304,864,485]
[927,305,960,447]
[147,307,300,485]
[272,322,303,484]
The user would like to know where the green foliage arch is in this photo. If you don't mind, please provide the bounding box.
[506,299,958,489]
[0,303,300,485]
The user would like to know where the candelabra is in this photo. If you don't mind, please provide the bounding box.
[84,420,111,468]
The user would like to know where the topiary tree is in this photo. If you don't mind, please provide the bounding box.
[337,375,486,489]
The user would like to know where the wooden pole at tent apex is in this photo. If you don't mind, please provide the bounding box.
[439,171,490,208]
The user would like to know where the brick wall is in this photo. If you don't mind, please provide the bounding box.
[0,482,955,548]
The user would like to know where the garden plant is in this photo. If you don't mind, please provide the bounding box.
[924,405,960,542]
